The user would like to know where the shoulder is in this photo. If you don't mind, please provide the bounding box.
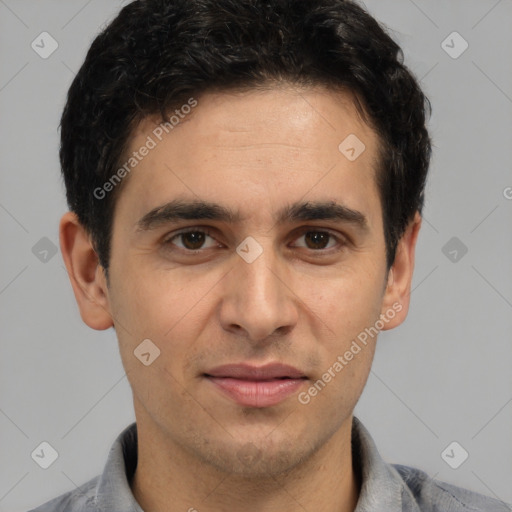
[393,463,512,512]
[27,475,100,512]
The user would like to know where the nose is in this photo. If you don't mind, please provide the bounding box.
[218,245,299,344]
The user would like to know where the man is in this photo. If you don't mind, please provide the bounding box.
[30,0,511,511]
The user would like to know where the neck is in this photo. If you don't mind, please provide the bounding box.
[131,414,360,512]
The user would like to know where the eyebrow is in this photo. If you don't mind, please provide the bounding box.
[135,198,368,232]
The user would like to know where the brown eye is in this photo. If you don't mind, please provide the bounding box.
[303,231,332,250]
[166,229,218,251]
[179,231,207,250]
[293,231,339,251]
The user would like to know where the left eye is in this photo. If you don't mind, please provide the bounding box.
[292,231,339,250]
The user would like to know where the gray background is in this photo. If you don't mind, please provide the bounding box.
[1,1,511,510]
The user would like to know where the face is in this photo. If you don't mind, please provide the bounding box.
[65,85,418,477]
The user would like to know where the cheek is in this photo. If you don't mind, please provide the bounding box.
[301,265,384,340]
[111,261,205,330]
[110,273,202,411]
[298,275,381,413]
[109,266,219,374]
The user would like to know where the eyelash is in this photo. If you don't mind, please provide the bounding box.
[162,227,348,256]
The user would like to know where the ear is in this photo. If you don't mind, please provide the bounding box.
[379,211,422,330]
[59,211,114,330]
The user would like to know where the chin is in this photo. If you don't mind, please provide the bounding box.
[190,433,317,478]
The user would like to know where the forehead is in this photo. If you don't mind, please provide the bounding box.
[114,85,382,228]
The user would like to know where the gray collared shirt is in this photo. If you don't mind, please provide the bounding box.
[29,417,511,512]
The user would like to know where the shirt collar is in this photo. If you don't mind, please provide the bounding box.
[351,416,420,511]
[93,417,418,512]
[94,422,143,512]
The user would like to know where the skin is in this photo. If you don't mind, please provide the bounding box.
[60,85,421,512]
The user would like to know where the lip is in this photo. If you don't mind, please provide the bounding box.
[205,363,306,380]
[204,363,307,408]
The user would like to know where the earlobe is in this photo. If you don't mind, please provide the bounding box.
[380,212,422,330]
[59,211,114,330]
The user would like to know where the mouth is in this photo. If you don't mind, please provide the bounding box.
[203,363,308,408]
